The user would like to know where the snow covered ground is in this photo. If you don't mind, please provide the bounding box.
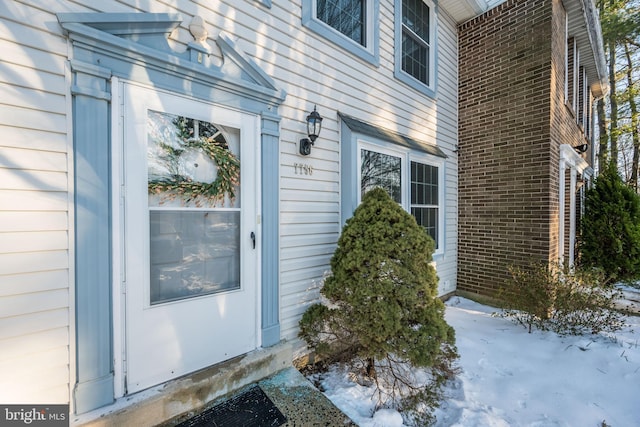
[310,297,640,427]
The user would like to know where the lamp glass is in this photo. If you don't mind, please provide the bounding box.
[306,107,323,142]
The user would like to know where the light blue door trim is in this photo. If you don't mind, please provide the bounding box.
[260,111,281,346]
[70,60,114,413]
[59,12,285,414]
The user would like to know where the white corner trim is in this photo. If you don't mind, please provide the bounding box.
[560,144,589,172]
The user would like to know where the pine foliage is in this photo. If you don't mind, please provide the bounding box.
[579,162,640,282]
[299,187,457,425]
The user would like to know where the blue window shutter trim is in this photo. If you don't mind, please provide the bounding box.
[340,119,359,225]
[339,113,447,158]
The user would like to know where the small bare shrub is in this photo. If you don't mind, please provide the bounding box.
[496,263,556,333]
[496,263,626,336]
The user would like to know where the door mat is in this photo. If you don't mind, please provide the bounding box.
[176,385,287,427]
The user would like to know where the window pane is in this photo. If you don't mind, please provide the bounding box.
[317,0,366,46]
[361,149,402,203]
[411,162,438,205]
[147,111,242,305]
[402,0,430,85]
[403,0,430,41]
[411,161,438,247]
[150,211,240,304]
[402,32,429,84]
[411,207,437,243]
[147,111,240,209]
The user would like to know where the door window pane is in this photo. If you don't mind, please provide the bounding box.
[361,149,402,203]
[149,211,240,305]
[146,111,242,305]
[147,111,240,209]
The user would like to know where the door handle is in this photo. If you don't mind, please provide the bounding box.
[250,232,256,249]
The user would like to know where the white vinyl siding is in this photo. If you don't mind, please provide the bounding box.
[433,8,458,295]
[0,0,71,405]
[1,0,459,380]
[278,3,460,340]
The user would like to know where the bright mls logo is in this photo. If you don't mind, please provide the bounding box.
[1,405,68,426]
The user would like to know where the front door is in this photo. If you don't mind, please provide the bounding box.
[123,84,259,393]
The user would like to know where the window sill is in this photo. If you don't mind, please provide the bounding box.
[564,101,576,119]
[394,69,437,99]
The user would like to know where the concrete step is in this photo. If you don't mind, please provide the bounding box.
[166,367,356,427]
[73,342,294,427]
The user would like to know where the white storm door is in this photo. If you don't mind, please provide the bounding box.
[123,84,259,393]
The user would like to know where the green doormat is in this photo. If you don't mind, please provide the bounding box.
[176,385,287,427]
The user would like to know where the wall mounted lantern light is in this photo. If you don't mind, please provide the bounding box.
[573,143,589,154]
[299,106,323,156]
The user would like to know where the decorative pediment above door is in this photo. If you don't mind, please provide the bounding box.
[57,12,286,111]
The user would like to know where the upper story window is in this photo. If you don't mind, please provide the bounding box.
[402,0,430,84]
[394,0,436,97]
[567,38,578,111]
[317,0,366,45]
[302,0,379,65]
[566,37,594,139]
[578,66,586,127]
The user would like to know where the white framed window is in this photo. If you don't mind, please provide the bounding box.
[357,141,444,254]
[394,0,437,97]
[302,0,380,65]
[410,157,440,248]
[579,66,589,130]
[563,8,569,103]
[359,143,405,204]
[573,44,580,112]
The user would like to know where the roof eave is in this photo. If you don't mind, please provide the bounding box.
[566,0,609,98]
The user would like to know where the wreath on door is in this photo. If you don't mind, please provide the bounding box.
[148,117,240,206]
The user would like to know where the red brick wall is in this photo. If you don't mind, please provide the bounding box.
[457,0,577,296]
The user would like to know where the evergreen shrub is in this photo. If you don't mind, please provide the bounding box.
[579,161,640,282]
[299,188,457,425]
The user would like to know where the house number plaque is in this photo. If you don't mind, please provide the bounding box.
[294,163,313,175]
